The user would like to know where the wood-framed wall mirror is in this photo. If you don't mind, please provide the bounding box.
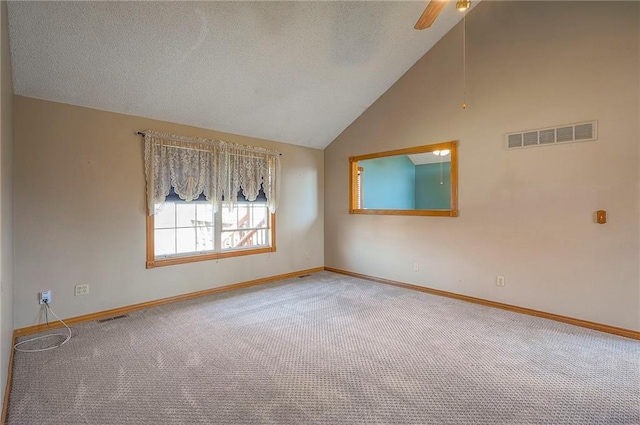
[349,141,458,217]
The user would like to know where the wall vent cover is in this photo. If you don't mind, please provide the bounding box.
[505,121,597,150]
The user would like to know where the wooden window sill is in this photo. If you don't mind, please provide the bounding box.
[146,246,276,269]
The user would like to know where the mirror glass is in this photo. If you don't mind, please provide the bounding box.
[349,141,458,217]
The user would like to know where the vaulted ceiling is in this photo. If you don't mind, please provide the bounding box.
[7,1,473,149]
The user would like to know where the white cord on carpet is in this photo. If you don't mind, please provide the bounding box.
[14,303,72,353]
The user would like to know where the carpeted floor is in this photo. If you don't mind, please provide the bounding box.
[7,271,640,424]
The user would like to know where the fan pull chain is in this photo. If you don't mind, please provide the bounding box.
[462,12,467,110]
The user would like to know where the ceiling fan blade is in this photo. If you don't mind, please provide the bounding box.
[414,0,447,30]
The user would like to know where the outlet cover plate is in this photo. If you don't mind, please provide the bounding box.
[39,290,51,304]
[75,284,89,296]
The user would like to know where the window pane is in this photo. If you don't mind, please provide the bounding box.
[221,228,268,250]
[252,229,268,245]
[236,205,250,228]
[238,230,254,247]
[176,228,196,254]
[251,205,268,228]
[155,203,176,229]
[196,204,214,226]
[221,230,238,250]
[196,226,214,252]
[176,203,196,227]
[222,207,237,230]
[155,229,176,256]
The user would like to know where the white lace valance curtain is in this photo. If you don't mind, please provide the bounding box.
[143,130,281,215]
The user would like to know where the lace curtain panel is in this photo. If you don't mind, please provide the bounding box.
[143,131,281,215]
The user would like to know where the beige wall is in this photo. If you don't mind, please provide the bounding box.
[0,0,14,407]
[13,96,324,329]
[325,1,640,330]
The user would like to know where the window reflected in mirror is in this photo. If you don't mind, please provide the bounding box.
[349,141,458,217]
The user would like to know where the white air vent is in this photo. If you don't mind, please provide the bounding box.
[505,121,597,150]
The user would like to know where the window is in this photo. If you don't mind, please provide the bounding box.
[154,201,215,257]
[349,141,458,217]
[143,131,280,268]
[220,201,270,250]
[148,196,274,268]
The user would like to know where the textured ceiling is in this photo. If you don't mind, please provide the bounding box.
[7,1,471,149]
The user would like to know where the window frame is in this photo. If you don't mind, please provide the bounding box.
[146,206,276,269]
[349,141,458,217]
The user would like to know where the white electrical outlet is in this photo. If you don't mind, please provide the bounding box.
[496,276,505,287]
[75,284,89,296]
[413,263,419,272]
[39,290,52,305]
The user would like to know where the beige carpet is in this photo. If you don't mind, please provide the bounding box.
[7,271,640,424]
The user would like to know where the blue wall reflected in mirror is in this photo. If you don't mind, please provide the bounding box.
[349,141,458,217]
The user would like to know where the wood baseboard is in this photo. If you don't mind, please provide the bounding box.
[1,331,16,425]
[14,267,324,338]
[324,267,640,340]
